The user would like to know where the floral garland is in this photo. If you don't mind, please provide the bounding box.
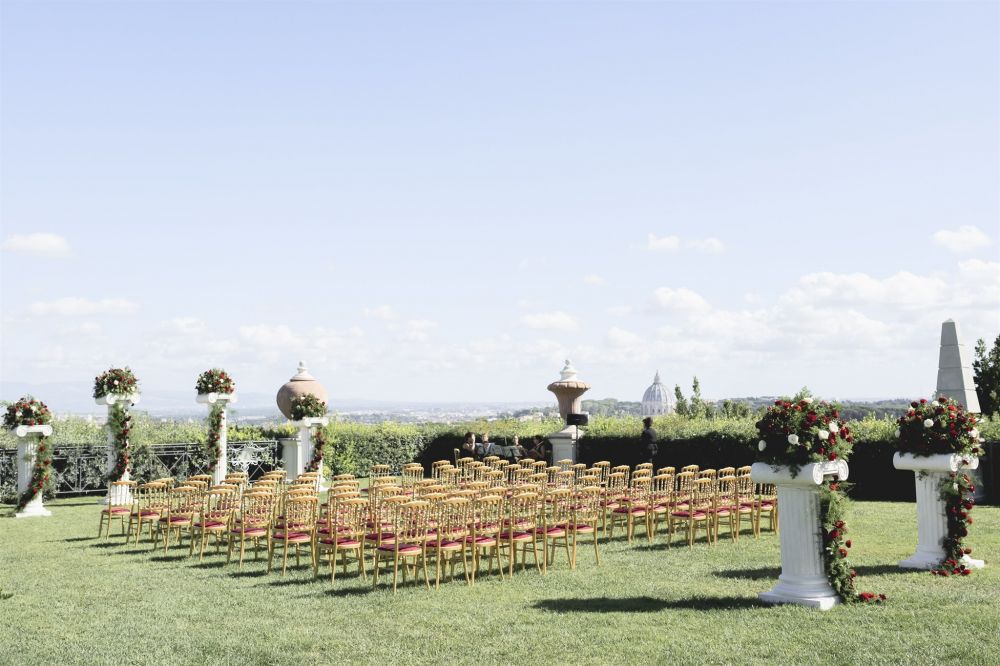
[933,471,976,577]
[896,396,983,457]
[4,397,54,512]
[106,402,132,482]
[205,402,224,474]
[93,367,139,399]
[756,397,854,474]
[819,479,885,604]
[306,427,328,473]
[290,393,327,421]
[196,368,235,395]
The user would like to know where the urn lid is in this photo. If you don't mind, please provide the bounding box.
[547,359,591,391]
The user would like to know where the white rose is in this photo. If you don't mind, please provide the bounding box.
[924,419,934,428]
[953,483,959,491]
[829,421,839,434]
[758,440,767,451]
[895,429,900,438]
[788,434,799,445]
[803,397,813,404]
[14,411,21,418]
[114,380,120,385]
[818,429,830,441]
[969,428,979,439]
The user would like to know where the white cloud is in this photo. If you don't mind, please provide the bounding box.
[606,326,643,348]
[399,319,437,342]
[607,305,633,317]
[647,233,681,251]
[362,305,396,320]
[650,287,710,313]
[28,297,138,316]
[166,317,206,335]
[784,271,948,309]
[583,274,606,286]
[520,311,579,331]
[932,225,992,253]
[1,232,71,257]
[239,324,302,347]
[648,234,725,253]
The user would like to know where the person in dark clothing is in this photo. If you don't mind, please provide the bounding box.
[641,417,658,465]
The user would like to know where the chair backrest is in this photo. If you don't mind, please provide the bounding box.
[519,458,536,469]
[629,476,651,505]
[611,465,630,485]
[736,465,752,477]
[334,497,368,537]
[650,473,674,506]
[555,471,575,489]
[657,466,676,477]
[203,487,238,523]
[635,462,654,472]
[166,486,201,519]
[436,496,471,541]
[401,465,424,487]
[440,467,462,488]
[152,477,175,489]
[593,461,611,485]
[508,491,539,530]
[332,473,356,482]
[541,488,572,527]
[556,459,572,472]
[282,496,318,532]
[472,495,505,536]
[136,482,168,511]
[718,466,736,478]
[681,464,699,474]
[393,500,431,547]
[716,475,738,509]
[675,471,696,498]
[545,466,561,485]
[606,472,627,498]
[690,478,714,512]
[239,492,275,529]
[571,464,588,483]
[571,486,602,525]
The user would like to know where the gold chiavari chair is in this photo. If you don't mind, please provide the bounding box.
[609,476,651,544]
[736,465,752,478]
[755,481,778,536]
[669,478,713,547]
[365,492,407,552]
[440,467,462,489]
[401,464,424,488]
[191,486,238,560]
[545,466,561,486]
[646,473,675,542]
[126,481,167,544]
[601,471,628,534]
[268,495,318,575]
[465,495,504,584]
[153,485,201,553]
[369,464,392,478]
[681,464,699,474]
[373,500,432,593]
[228,491,274,568]
[657,466,676,477]
[611,465,630,486]
[519,458,536,469]
[431,497,472,587]
[556,459,572,472]
[430,461,451,479]
[98,480,136,539]
[188,474,214,487]
[535,487,572,572]
[712,475,745,544]
[735,474,757,538]
[569,486,602,568]
[315,496,367,584]
[593,461,611,486]
[502,491,541,576]
[531,460,548,474]
[571,464,588,485]
[554,471,575,489]
[718,466,736,478]
[635,462,654,474]
[674,471,696,512]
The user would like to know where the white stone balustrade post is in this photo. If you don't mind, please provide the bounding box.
[286,417,329,489]
[196,392,237,485]
[893,453,985,571]
[751,460,850,610]
[13,424,54,518]
[96,393,139,505]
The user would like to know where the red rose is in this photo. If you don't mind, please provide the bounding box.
[846,540,852,548]
[830,452,838,460]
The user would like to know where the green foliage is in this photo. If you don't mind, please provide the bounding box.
[974,335,1000,417]
[673,385,689,417]
[581,398,641,417]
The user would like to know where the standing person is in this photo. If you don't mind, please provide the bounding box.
[641,417,658,466]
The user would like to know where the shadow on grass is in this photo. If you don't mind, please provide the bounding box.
[229,569,269,578]
[266,576,322,587]
[62,536,96,543]
[150,554,189,563]
[89,541,127,550]
[190,561,227,569]
[712,566,781,581]
[321,586,373,597]
[532,596,762,613]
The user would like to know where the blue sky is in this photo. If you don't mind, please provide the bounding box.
[1,1,998,406]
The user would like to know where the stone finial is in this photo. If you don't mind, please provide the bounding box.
[291,360,315,381]
[653,370,661,384]
[935,320,981,413]
[559,359,578,382]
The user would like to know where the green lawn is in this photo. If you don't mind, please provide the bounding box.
[0,498,997,665]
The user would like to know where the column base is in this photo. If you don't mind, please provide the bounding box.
[758,572,840,610]
[15,505,52,518]
[900,552,985,570]
[759,579,840,610]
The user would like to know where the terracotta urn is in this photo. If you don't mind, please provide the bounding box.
[276,361,328,419]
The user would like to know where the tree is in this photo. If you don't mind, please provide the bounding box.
[690,376,709,418]
[673,385,689,417]
[719,399,752,418]
[973,335,1000,416]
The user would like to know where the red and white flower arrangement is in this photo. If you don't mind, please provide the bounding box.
[290,394,328,473]
[195,368,235,396]
[4,396,54,512]
[93,367,139,399]
[196,369,236,474]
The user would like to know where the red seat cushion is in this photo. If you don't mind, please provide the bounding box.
[534,527,566,537]
[671,511,707,519]
[378,543,422,554]
[164,516,191,524]
[320,537,361,547]
[194,520,226,529]
[464,535,497,546]
[502,530,534,541]
[273,531,312,542]
[613,507,646,515]
[103,507,130,515]
[365,532,395,541]
[135,510,159,518]
[437,540,463,551]
[574,524,595,533]
[231,527,266,537]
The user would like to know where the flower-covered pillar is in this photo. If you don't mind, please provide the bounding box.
[196,393,237,485]
[752,460,850,610]
[292,416,330,489]
[894,453,984,571]
[196,368,237,485]
[93,367,140,505]
[13,424,54,518]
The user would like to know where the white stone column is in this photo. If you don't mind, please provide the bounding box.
[96,393,139,505]
[196,392,237,485]
[13,424,54,518]
[751,460,850,610]
[547,425,581,464]
[286,417,329,489]
[893,452,985,570]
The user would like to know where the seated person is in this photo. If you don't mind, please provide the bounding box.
[461,431,477,457]
[510,435,527,461]
[525,435,549,462]
[480,432,494,457]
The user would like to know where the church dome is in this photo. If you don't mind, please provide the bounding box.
[641,371,673,416]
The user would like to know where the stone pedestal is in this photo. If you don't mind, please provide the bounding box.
[547,425,581,464]
[283,417,329,488]
[96,393,139,505]
[13,424,54,518]
[751,460,850,610]
[893,452,985,570]
[196,392,237,485]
